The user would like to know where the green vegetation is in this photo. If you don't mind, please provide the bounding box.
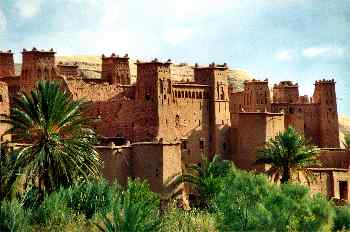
[0,81,349,231]
[256,126,319,183]
[1,80,101,198]
[344,132,350,150]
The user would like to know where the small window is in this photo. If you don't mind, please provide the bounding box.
[145,94,151,101]
[155,168,160,177]
[223,142,227,151]
[200,140,204,150]
[181,140,187,150]
[0,95,2,102]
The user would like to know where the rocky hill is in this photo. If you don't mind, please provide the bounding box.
[339,114,350,148]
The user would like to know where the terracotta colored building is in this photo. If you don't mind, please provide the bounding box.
[0,48,349,200]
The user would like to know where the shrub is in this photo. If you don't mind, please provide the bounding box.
[96,179,161,232]
[0,200,31,232]
[161,202,215,232]
[64,178,121,218]
[214,168,334,232]
[334,206,350,231]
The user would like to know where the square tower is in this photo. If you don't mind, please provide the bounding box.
[194,63,231,158]
[0,50,15,78]
[21,48,56,91]
[101,53,131,85]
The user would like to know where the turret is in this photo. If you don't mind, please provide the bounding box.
[21,48,56,91]
[242,79,271,112]
[0,50,15,78]
[273,81,299,103]
[101,53,131,85]
[313,79,340,147]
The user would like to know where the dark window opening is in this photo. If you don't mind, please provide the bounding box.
[145,94,151,101]
[0,95,2,102]
[200,140,204,150]
[340,181,348,200]
[181,141,187,150]
[155,168,160,177]
[289,108,294,114]
[223,142,227,151]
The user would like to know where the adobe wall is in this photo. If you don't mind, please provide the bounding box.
[0,81,11,141]
[231,112,284,170]
[0,51,15,78]
[130,142,182,196]
[20,49,58,92]
[272,81,299,104]
[159,83,210,165]
[65,79,137,139]
[96,144,131,186]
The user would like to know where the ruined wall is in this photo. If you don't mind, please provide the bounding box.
[0,51,15,78]
[0,81,11,141]
[57,63,79,78]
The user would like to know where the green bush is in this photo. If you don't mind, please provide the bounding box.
[64,178,121,218]
[31,190,74,226]
[97,179,161,232]
[161,203,215,232]
[0,200,31,232]
[214,168,334,232]
[334,206,350,231]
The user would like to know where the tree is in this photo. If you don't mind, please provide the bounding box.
[256,127,319,184]
[167,154,231,209]
[343,132,350,150]
[1,80,102,196]
[214,169,334,232]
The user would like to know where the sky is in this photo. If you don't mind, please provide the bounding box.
[0,0,349,115]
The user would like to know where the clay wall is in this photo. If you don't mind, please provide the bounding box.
[313,79,340,147]
[0,51,15,78]
[96,144,131,186]
[159,83,210,165]
[0,81,11,141]
[102,54,131,85]
[272,81,299,104]
[57,63,79,78]
[170,64,194,82]
[231,112,284,170]
[20,48,58,92]
[130,142,182,195]
[65,79,136,139]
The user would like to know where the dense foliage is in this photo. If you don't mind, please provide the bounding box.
[168,154,231,209]
[0,80,101,197]
[256,126,319,183]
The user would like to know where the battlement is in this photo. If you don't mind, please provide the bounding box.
[194,62,228,70]
[274,81,298,88]
[0,50,13,55]
[22,47,55,54]
[102,53,129,60]
[244,78,269,85]
[315,79,336,85]
[136,58,172,66]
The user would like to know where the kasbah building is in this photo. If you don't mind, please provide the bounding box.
[0,48,349,201]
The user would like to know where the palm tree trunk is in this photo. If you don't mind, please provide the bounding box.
[281,165,291,184]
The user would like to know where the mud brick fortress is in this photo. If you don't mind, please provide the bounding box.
[0,48,349,200]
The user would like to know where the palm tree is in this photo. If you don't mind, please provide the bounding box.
[1,80,102,195]
[256,127,319,184]
[167,154,231,208]
[343,132,350,150]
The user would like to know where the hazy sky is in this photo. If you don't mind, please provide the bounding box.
[0,0,349,115]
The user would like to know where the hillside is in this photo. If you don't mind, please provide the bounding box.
[339,114,350,148]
